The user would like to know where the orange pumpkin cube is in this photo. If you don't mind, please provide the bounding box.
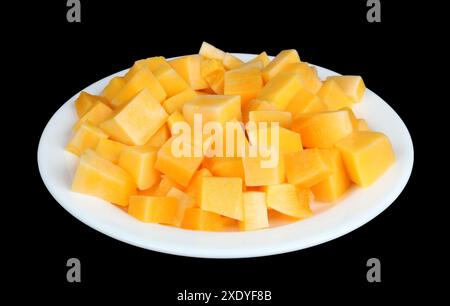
[285,148,331,188]
[95,138,127,163]
[181,207,223,231]
[162,88,197,114]
[170,55,209,90]
[317,79,353,111]
[257,72,303,110]
[73,101,113,131]
[262,49,301,83]
[128,195,178,225]
[239,191,269,231]
[185,168,212,200]
[66,122,108,156]
[327,75,365,103]
[101,77,125,102]
[286,88,325,118]
[248,110,293,128]
[224,67,263,106]
[264,184,312,219]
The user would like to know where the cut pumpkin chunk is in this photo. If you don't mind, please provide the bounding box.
[169,55,209,90]
[224,68,263,106]
[242,99,277,122]
[223,53,244,69]
[203,157,245,179]
[281,62,322,94]
[112,66,166,108]
[247,52,270,67]
[124,57,170,82]
[248,110,292,128]
[291,109,355,148]
[95,138,127,163]
[200,177,244,220]
[166,187,196,226]
[262,49,301,83]
[317,79,353,111]
[356,119,369,131]
[167,111,187,132]
[285,148,331,188]
[154,135,205,187]
[72,149,136,206]
[181,207,223,231]
[200,58,225,79]
[185,168,212,200]
[75,92,109,118]
[101,77,125,102]
[100,89,168,146]
[199,41,225,61]
[182,94,241,126]
[162,88,197,115]
[239,191,269,231]
[247,124,302,154]
[153,63,190,98]
[128,195,178,225]
[152,175,184,196]
[264,184,311,219]
[257,72,303,110]
[327,75,365,103]
[242,153,285,187]
[286,88,325,118]
[66,122,108,156]
[73,101,113,131]
[311,149,351,202]
[335,131,395,187]
[118,144,159,190]
[145,124,171,148]
[204,71,225,94]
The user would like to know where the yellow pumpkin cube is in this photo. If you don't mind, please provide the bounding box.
[203,157,245,179]
[74,91,108,118]
[223,53,244,69]
[166,187,196,226]
[199,41,225,61]
[247,125,303,154]
[128,195,178,225]
[224,67,263,106]
[169,55,209,90]
[242,99,277,122]
[153,63,190,98]
[248,110,292,128]
[285,148,331,188]
[204,71,225,94]
[286,88,325,118]
[66,122,108,156]
[247,52,270,67]
[145,124,171,148]
[262,49,301,82]
[311,149,352,202]
[100,89,168,146]
[112,66,166,108]
[335,131,395,187]
[185,168,212,200]
[257,72,303,110]
[281,62,322,94]
[317,79,353,111]
[162,88,197,115]
[242,153,285,187]
[72,149,136,206]
[200,58,225,79]
[73,101,113,131]
[101,77,125,102]
[95,138,127,163]
[264,184,311,219]
[167,111,187,132]
[239,191,269,231]
[181,207,223,231]
[327,75,365,103]
[152,175,184,196]
[118,144,159,190]
[291,109,355,148]
[200,176,244,220]
[182,94,241,126]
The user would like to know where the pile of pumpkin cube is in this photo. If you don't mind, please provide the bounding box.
[66,42,395,231]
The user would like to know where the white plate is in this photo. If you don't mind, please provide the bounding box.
[37,53,414,258]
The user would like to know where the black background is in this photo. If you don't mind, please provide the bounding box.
[13,0,437,302]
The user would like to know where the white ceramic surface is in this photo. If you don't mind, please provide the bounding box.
[37,53,414,258]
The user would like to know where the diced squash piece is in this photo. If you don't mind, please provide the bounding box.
[200,58,225,79]
[162,88,197,115]
[291,109,355,148]
[167,111,187,132]
[167,187,196,226]
[95,138,127,163]
[262,49,301,83]
[66,122,108,156]
[224,68,263,106]
[118,144,159,190]
[112,67,166,108]
[137,181,160,196]
[242,153,285,187]
[257,72,303,110]
[123,57,170,82]
[181,207,223,231]
[335,131,395,187]
[285,148,331,188]
[153,63,190,98]
[71,149,136,206]
[247,52,270,67]
[154,135,205,187]
[356,119,369,131]
[247,124,302,154]
[223,53,244,69]
[264,184,311,219]
[204,71,225,94]
[239,191,269,231]
[128,195,178,225]
[185,168,212,199]
[242,99,277,122]
[286,88,325,118]
[101,77,125,102]
[248,110,292,128]
[73,101,113,131]
[145,124,171,148]
[239,60,264,70]
[317,79,353,111]
[199,42,225,61]
[203,157,245,179]
[327,75,365,103]
[182,94,241,126]
[100,89,168,145]
[152,175,184,196]
[311,149,351,202]
[281,62,322,94]
[169,55,208,90]
[75,92,107,118]
[200,177,243,220]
